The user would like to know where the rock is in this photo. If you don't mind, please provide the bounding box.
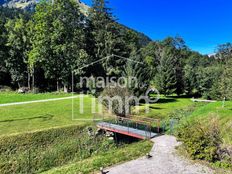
[87,127,94,137]
[18,87,30,93]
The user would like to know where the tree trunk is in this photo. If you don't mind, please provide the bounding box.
[32,68,35,93]
[18,82,21,89]
[28,72,31,90]
[57,80,59,92]
[64,84,68,93]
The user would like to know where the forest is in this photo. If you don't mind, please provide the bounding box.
[0,0,231,100]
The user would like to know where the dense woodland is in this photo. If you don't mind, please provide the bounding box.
[0,0,231,100]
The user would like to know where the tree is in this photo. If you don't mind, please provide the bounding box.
[5,15,31,88]
[215,43,232,62]
[0,12,8,86]
[155,47,177,95]
[141,41,162,76]
[142,37,187,96]
[0,7,24,87]
[89,0,127,76]
[196,66,222,99]
[123,50,151,97]
[218,60,232,100]
[161,37,187,95]
[30,0,89,92]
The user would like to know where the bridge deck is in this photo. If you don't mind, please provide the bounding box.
[97,122,158,140]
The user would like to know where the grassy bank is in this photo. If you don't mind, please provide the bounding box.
[42,140,153,174]
[174,100,232,171]
[0,123,153,174]
[187,101,232,145]
[0,124,118,173]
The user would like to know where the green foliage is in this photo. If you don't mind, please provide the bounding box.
[30,0,88,91]
[101,84,133,116]
[89,0,128,76]
[123,51,151,96]
[196,65,223,99]
[187,101,232,145]
[0,124,116,174]
[155,47,177,95]
[5,15,31,87]
[218,59,232,100]
[176,118,222,162]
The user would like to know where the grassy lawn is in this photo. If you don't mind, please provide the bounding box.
[42,140,153,174]
[134,96,194,119]
[0,92,72,104]
[0,94,99,136]
[187,101,232,145]
[0,93,195,136]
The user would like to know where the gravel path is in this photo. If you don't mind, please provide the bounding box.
[107,135,214,174]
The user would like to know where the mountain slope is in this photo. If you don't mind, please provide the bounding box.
[1,0,89,11]
[0,0,152,46]
[1,0,36,10]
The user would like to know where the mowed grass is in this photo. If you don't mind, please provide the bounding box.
[0,93,194,136]
[187,101,232,145]
[0,92,72,104]
[0,94,100,136]
[134,96,193,119]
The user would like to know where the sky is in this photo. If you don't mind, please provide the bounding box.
[82,0,232,54]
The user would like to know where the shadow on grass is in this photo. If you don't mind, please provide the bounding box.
[149,106,162,110]
[166,95,192,99]
[139,98,177,104]
[0,114,54,123]
[156,98,177,104]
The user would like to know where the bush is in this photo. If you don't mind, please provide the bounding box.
[100,85,133,117]
[176,117,222,162]
[0,86,12,92]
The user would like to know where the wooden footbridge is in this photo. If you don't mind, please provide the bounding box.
[97,116,161,140]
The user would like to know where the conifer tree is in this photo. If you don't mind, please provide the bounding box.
[89,0,126,76]
[123,50,151,96]
[155,47,177,95]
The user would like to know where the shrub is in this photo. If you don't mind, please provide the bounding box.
[100,84,133,117]
[0,86,12,92]
[176,117,222,162]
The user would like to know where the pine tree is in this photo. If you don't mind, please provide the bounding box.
[89,0,126,76]
[155,47,177,96]
[123,50,151,96]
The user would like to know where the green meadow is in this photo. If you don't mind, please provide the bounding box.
[0,92,72,104]
[0,94,98,136]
